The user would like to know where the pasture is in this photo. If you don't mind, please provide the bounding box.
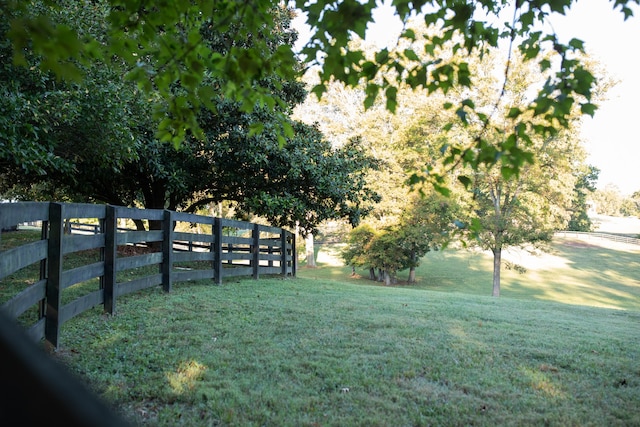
[54,275,639,427]
[1,220,639,426]
[305,233,640,311]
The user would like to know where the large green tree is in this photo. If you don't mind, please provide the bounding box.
[567,165,599,231]
[398,41,588,296]
[4,0,637,182]
[1,1,380,234]
[0,1,138,179]
[395,191,458,283]
[465,142,576,297]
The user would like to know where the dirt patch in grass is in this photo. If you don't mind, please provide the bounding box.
[560,239,600,249]
[117,245,156,256]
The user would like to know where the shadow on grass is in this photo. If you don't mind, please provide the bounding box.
[503,238,640,310]
[302,239,640,311]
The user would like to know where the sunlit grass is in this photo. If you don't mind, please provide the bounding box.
[57,278,640,426]
[2,229,640,426]
[301,236,640,311]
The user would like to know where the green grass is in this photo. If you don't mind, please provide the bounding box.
[2,230,640,426]
[303,236,640,311]
[57,279,639,426]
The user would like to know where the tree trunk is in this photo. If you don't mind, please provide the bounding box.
[369,267,377,281]
[408,251,417,283]
[383,270,392,286]
[148,218,164,252]
[492,247,501,297]
[305,233,316,268]
[408,267,416,284]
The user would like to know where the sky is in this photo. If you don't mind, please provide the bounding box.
[293,1,640,195]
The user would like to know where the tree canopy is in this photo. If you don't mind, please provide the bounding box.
[327,25,596,293]
[3,0,638,183]
[0,1,380,234]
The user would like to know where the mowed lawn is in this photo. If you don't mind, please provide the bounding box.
[55,276,639,427]
[304,234,640,311]
[1,220,639,426]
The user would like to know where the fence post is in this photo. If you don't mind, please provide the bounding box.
[45,203,64,348]
[38,219,49,319]
[162,210,174,292]
[291,232,297,277]
[252,223,260,280]
[213,217,222,285]
[103,205,117,314]
[280,230,287,277]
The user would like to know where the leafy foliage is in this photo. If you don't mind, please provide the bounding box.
[460,127,578,296]
[567,165,599,231]
[395,46,587,296]
[0,2,138,178]
[3,0,638,182]
[297,0,636,181]
[341,223,378,271]
[4,0,300,146]
[1,1,379,233]
[341,191,457,284]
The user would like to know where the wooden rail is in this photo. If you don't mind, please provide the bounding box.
[0,202,296,348]
[556,230,640,246]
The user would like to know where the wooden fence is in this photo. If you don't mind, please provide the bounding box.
[0,202,296,348]
[555,230,640,245]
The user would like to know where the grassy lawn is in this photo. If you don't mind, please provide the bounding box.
[303,235,640,311]
[56,278,639,426]
[2,229,639,426]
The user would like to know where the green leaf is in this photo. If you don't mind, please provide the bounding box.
[433,182,451,197]
[539,58,551,71]
[461,98,475,109]
[568,38,586,51]
[456,108,468,124]
[580,103,597,117]
[403,49,420,61]
[548,1,572,14]
[248,122,265,137]
[507,107,521,118]
[311,83,327,100]
[375,48,389,64]
[457,175,472,188]
[385,86,398,113]
[401,28,416,40]
[364,83,380,110]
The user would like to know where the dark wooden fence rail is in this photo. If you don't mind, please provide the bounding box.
[0,202,296,348]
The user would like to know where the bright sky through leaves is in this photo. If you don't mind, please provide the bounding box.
[553,0,640,196]
[293,0,640,195]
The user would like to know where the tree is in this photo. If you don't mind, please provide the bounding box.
[396,191,458,283]
[630,190,640,217]
[567,165,599,231]
[466,148,575,297]
[341,223,378,279]
[433,47,583,297]
[4,0,637,182]
[2,2,380,234]
[363,229,410,286]
[0,2,138,179]
[341,191,457,285]
[593,184,624,216]
[293,63,410,229]
[620,198,637,217]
